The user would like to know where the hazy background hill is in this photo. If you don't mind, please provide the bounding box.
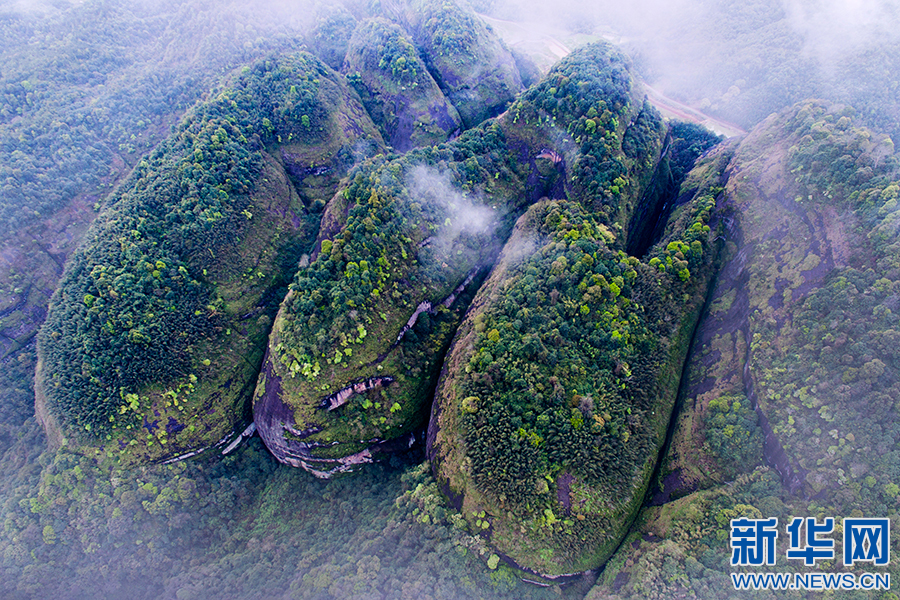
[475,0,900,143]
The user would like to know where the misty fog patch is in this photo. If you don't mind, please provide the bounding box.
[407,164,499,261]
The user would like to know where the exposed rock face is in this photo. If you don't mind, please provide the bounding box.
[658,100,900,503]
[254,211,502,475]
[343,18,462,152]
[320,377,396,411]
[255,57,725,575]
[310,0,524,147]
[254,351,416,477]
[586,100,900,599]
[35,53,384,463]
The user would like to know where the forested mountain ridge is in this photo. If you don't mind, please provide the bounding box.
[311,0,523,151]
[31,18,728,574]
[426,77,725,574]
[32,0,528,465]
[253,46,582,475]
[254,124,527,476]
[254,42,719,484]
[0,0,318,454]
[36,52,385,462]
[401,0,524,128]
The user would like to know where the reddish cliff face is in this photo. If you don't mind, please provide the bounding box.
[588,101,900,599]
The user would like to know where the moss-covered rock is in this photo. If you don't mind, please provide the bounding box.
[658,100,900,502]
[253,45,723,577]
[253,122,533,476]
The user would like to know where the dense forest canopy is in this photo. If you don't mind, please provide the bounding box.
[0,0,899,598]
[254,42,632,477]
[431,166,725,571]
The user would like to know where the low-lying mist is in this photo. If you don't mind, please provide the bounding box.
[407,164,499,259]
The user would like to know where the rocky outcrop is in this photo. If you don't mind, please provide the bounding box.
[255,246,494,477]
[426,187,724,576]
[588,100,900,599]
[249,58,721,577]
[394,268,479,346]
[222,422,257,455]
[254,352,415,478]
[320,377,395,411]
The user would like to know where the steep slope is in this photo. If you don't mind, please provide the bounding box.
[256,47,723,571]
[0,0,320,452]
[661,100,900,498]
[317,0,523,151]
[343,18,462,152]
[35,53,383,463]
